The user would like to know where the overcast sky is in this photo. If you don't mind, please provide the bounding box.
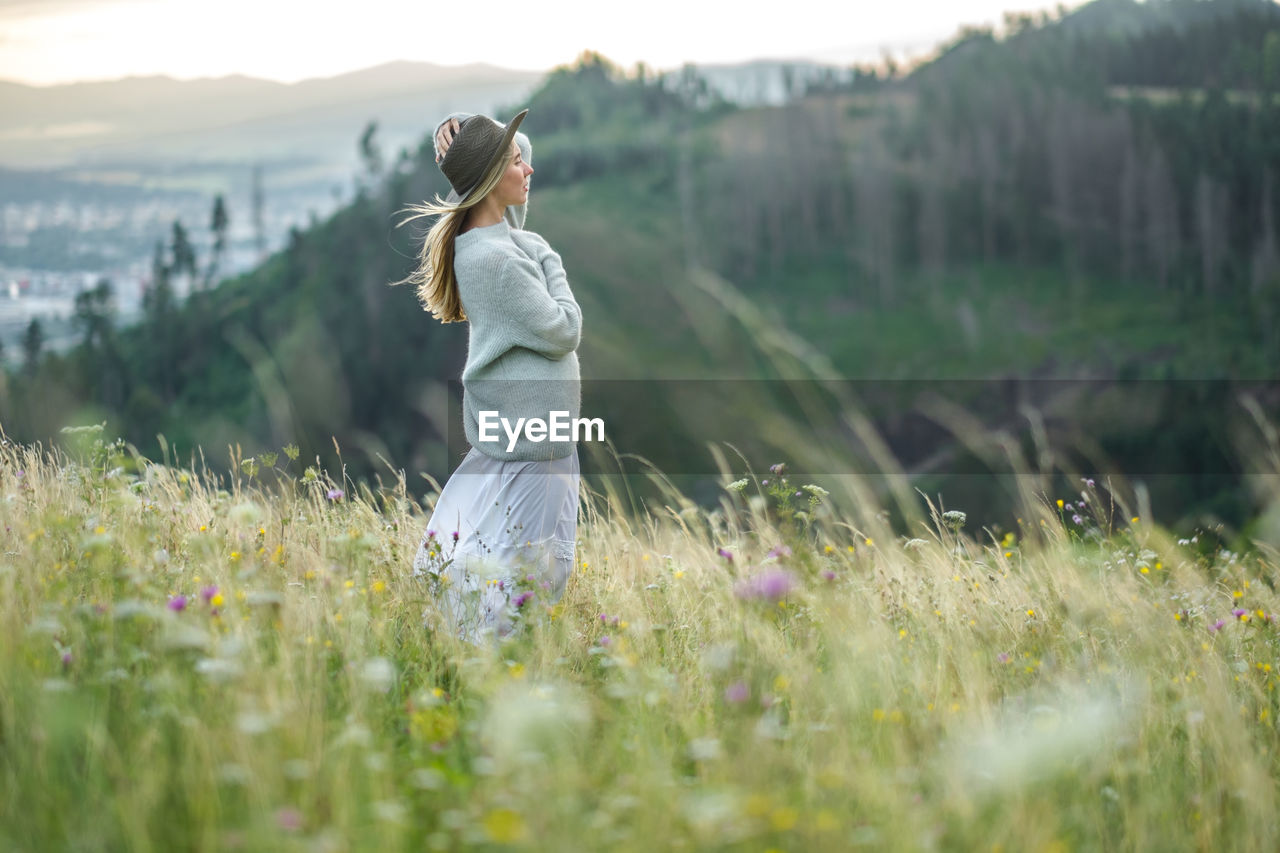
[0,0,1083,86]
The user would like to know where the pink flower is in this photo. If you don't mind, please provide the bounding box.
[717,548,733,562]
[201,585,219,604]
[724,681,749,703]
[168,595,187,612]
[767,543,793,559]
[997,652,1011,663]
[326,488,343,501]
[734,568,796,602]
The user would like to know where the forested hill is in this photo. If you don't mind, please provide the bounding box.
[4,0,1280,536]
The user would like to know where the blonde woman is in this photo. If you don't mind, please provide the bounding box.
[392,109,582,645]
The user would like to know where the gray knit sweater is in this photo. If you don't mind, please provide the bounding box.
[454,220,582,461]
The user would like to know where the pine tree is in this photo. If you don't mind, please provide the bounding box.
[20,318,42,377]
[204,194,229,291]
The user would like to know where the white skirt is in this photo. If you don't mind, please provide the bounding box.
[412,445,580,645]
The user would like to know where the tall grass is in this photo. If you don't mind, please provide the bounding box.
[2,405,1279,851]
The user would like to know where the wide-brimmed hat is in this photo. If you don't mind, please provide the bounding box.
[439,108,529,202]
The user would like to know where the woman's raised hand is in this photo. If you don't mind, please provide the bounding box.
[435,118,462,163]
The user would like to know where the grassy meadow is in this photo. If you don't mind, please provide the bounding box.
[2,422,1280,852]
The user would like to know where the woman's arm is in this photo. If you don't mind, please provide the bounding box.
[492,252,581,358]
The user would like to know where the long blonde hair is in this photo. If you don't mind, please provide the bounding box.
[389,145,511,323]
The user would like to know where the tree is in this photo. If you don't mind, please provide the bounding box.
[170,220,197,298]
[204,194,229,291]
[1264,31,1280,92]
[252,163,266,263]
[144,239,178,401]
[21,317,43,376]
[73,278,125,408]
[359,120,384,188]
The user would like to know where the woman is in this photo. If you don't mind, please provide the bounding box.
[392,109,583,646]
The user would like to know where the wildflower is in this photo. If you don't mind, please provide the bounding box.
[1072,514,1083,525]
[211,593,225,608]
[1210,619,1226,632]
[326,488,343,501]
[275,808,303,831]
[727,479,749,492]
[822,570,836,581]
[769,463,786,476]
[1056,499,1064,509]
[794,490,804,498]
[61,651,72,666]
[168,595,188,612]
[803,484,829,498]
[599,635,611,647]
[512,591,534,609]
[717,547,733,562]
[1084,478,1095,488]
[734,568,796,602]
[426,529,436,540]
[201,585,219,604]
[761,479,769,486]
[767,543,792,559]
[998,653,1011,663]
[1233,608,1249,621]
[452,531,459,542]
[725,681,749,703]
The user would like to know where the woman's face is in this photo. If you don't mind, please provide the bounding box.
[493,140,533,208]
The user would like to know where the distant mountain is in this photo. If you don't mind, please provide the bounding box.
[0,62,544,168]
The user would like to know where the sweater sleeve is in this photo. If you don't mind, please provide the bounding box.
[495,251,581,358]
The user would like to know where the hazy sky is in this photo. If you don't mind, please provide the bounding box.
[0,0,1079,86]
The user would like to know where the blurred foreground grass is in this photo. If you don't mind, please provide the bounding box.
[2,424,1279,852]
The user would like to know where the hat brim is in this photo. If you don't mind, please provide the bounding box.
[455,108,529,202]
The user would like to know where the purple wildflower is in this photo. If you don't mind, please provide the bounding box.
[426,529,436,540]
[794,491,804,499]
[717,547,733,562]
[1072,514,1083,525]
[767,543,793,559]
[822,570,836,581]
[599,635,611,647]
[275,808,302,831]
[513,591,534,609]
[1210,619,1226,632]
[201,585,219,604]
[1063,502,1073,511]
[61,651,72,667]
[451,530,459,542]
[1085,478,1095,488]
[168,595,187,612]
[761,479,769,486]
[724,681,749,703]
[326,488,343,501]
[769,463,786,476]
[734,568,796,602]
[998,652,1011,663]
[1233,608,1248,619]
